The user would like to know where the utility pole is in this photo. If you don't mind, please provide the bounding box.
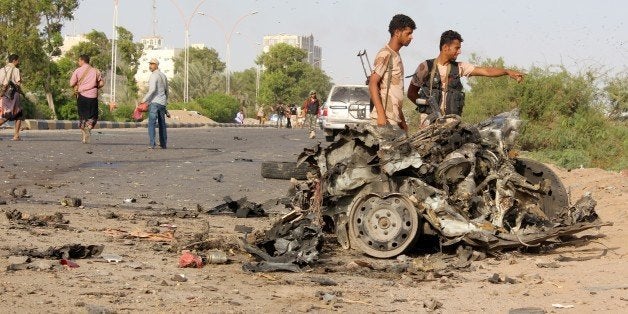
[109,0,119,111]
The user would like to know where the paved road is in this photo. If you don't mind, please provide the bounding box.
[0,127,319,210]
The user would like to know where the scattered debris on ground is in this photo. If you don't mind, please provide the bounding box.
[204,196,268,218]
[60,196,82,207]
[8,243,104,259]
[104,228,175,242]
[9,187,31,199]
[5,209,69,227]
[242,211,322,272]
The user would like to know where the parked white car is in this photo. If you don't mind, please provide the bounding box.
[320,85,371,141]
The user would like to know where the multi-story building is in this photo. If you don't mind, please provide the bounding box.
[262,34,322,68]
[135,36,208,88]
[135,36,182,88]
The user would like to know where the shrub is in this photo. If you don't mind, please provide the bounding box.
[196,93,240,123]
[111,104,135,122]
[57,102,78,120]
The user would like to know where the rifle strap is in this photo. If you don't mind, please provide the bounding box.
[75,66,92,94]
[383,49,394,112]
[428,58,438,94]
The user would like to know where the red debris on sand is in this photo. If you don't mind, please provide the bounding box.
[178,251,203,268]
[60,259,79,268]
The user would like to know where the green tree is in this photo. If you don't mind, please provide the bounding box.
[259,71,294,104]
[0,0,79,118]
[114,27,143,105]
[230,67,258,110]
[257,43,332,105]
[197,93,240,122]
[169,47,225,101]
[294,65,333,104]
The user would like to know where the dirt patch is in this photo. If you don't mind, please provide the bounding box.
[165,110,215,124]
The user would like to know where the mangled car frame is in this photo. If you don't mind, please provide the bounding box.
[290,111,608,258]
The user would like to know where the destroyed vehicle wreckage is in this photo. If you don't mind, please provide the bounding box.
[273,110,608,260]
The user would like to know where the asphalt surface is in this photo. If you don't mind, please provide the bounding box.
[0,126,318,210]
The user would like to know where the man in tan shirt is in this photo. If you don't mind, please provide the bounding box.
[369,14,416,134]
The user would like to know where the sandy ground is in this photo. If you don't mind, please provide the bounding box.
[0,128,625,313]
[165,110,215,124]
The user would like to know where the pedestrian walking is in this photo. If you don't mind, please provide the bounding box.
[70,54,104,143]
[256,105,265,125]
[302,90,320,138]
[0,54,24,141]
[140,58,169,149]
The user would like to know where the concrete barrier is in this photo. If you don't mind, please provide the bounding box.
[23,120,277,130]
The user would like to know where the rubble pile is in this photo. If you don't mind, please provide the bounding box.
[247,111,609,267]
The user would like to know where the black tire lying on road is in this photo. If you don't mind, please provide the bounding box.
[261,161,314,180]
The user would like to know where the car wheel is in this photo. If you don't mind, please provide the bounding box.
[261,161,315,180]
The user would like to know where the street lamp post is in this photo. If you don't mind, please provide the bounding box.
[235,32,262,106]
[170,0,207,102]
[197,11,258,94]
[109,0,119,110]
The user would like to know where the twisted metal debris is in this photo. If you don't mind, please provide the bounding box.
[248,111,609,269]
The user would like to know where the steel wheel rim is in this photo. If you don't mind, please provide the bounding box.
[349,193,419,258]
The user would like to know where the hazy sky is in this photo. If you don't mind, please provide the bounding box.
[67,0,626,84]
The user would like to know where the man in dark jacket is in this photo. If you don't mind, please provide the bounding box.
[303,90,320,138]
[408,30,524,128]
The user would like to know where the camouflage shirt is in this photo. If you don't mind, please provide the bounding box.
[370,45,405,125]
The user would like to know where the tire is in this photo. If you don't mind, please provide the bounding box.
[514,157,570,218]
[261,161,315,180]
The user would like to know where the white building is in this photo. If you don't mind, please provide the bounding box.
[135,48,182,87]
[262,34,322,68]
[135,36,208,88]
[55,35,89,60]
[135,36,182,87]
[141,36,164,50]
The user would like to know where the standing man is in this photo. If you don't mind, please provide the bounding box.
[274,101,286,128]
[302,90,320,138]
[0,54,24,141]
[256,105,265,125]
[141,58,169,149]
[407,30,524,128]
[70,54,104,143]
[289,103,298,128]
[369,14,416,134]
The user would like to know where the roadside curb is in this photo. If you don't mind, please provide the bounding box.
[23,120,277,130]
